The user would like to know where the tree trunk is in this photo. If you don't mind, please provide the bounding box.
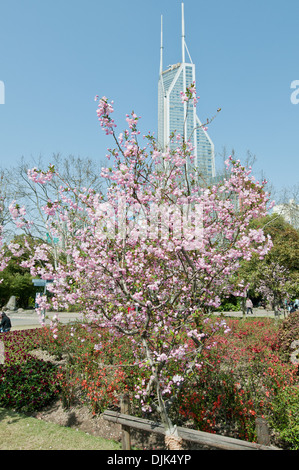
[241,297,246,318]
[155,380,183,450]
[142,335,184,449]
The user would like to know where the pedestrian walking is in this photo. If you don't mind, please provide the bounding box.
[246,298,253,315]
[0,311,11,332]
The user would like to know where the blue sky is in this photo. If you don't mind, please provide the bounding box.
[0,0,298,198]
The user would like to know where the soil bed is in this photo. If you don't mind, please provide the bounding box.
[32,399,170,450]
[27,349,210,450]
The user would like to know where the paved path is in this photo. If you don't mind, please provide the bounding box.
[213,308,288,319]
[5,307,289,331]
[4,310,84,330]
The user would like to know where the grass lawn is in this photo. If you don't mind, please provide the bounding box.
[0,407,121,450]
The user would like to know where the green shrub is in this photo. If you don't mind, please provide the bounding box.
[270,386,299,450]
[279,426,299,450]
[277,311,299,360]
[216,299,241,312]
[0,359,60,412]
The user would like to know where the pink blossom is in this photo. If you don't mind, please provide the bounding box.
[27,166,54,184]
[96,96,116,135]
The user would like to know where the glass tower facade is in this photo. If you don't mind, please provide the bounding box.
[158,5,215,180]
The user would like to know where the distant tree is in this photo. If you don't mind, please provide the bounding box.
[276,183,299,229]
[251,214,299,273]
[0,234,43,308]
[3,153,105,243]
[239,214,299,311]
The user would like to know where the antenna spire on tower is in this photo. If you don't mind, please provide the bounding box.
[181,2,185,63]
[160,15,163,76]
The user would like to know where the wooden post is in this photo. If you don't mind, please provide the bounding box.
[120,394,131,450]
[255,417,270,446]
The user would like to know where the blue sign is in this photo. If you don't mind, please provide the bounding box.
[32,279,53,287]
[32,279,46,287]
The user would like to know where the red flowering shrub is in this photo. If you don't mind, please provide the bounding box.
[177,318,298,442]
[1,317,298,447]
[0,329,60,411]
[36,323,137,413]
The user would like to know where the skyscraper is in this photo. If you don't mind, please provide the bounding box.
[158,3,215,180]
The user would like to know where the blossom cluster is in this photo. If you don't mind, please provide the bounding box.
[180,81,199,107]
[27,166,54,184]
[96,96,116,135]
[8,201,31,229]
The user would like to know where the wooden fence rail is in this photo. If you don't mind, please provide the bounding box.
[102,409,279,451]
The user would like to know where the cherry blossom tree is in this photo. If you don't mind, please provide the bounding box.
[255,262,297,315]
[9,88,274,448]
